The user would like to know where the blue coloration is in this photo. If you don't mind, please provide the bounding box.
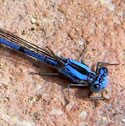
[90,67,109,93]
[68,59,91,72]
[0,38,58,68]
[58,59,91,82]
[0,38,21,50]
[99,67,108,76]
[101,79,108,89]
[24,49,58,67]
[0,28,113,97]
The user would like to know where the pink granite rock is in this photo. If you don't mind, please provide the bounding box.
[0,0,124,126]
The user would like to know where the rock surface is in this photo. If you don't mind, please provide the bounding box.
[0,0,124,126]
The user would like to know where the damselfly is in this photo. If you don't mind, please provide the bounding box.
[0,28,119,100]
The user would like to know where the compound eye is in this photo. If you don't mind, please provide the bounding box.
[91,84,101,93]
[94,84,100,89]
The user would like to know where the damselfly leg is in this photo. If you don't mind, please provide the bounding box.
[30,47,63,76]
[88,62,120,100]
[67,83,89,102]
[30,72,60,76]
[80,41,89,63]
[96,62,119,73]
[46,46,63,61]
[87,91,105,100]
[68,83,106,101]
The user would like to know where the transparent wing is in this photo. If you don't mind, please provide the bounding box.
[0,28,57,60]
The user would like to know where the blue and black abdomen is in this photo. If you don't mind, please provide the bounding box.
[0,38,58,68]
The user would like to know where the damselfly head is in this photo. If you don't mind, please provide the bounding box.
[98,67,108,77]
[90,82,102,93]
[90,78,108,93]
[90,67,109,93]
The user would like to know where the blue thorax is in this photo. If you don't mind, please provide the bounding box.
[58,59,109,93]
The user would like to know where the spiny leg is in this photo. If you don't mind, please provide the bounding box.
[80,41,89,63]
[68,83,89,102]
[96,62,119,73]
[46,46,62,60]
[87,90,105,100]
[30,72,60,76]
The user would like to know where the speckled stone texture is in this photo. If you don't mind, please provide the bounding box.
[0,0,124,126]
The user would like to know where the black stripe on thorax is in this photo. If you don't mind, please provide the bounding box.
[69,62,89,75]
